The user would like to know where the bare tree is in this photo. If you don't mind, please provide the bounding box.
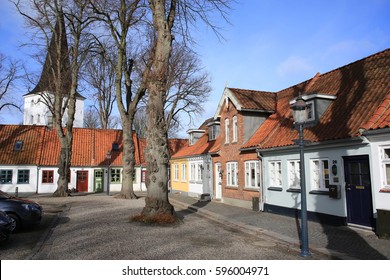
[165,43,211,132]
[141,0,231,221]
[0,53,21,113]
[83,43,116,129]
[15,0,94,197]
[90,0,151,199]
[84,106,100,128]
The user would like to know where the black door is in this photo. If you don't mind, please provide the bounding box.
[344,156,374,228]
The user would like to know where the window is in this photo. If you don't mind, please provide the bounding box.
[225,118,230,144]
[381,148,390,187]
[141,170,146,183]
[173,164,179,181]
[232,116,238,142]
[209,125,220,141]
[112,142,120,151]
[189,134,195,146]
[14,140,23,151]
[111,168,121,183]
[306,100,315,122]
[0,170,13,184]
[288,160,300,189]
[269,161,282,187]
[197,164,203,181]
[245,161,260,188]
[17,170,30,184]
[227,162,238,187]
[181,164,187,182]
[42,170,54,183]
[190,163,196,181]
[311,159,330,190]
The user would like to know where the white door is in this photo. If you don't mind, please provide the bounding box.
[215,163,222,199]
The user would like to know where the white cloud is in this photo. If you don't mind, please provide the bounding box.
[277,56,313,77]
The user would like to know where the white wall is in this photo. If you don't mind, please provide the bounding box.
[367,136,390,211]
[23,92,84,128]
[0,165,38,193]
[262,143,372,218]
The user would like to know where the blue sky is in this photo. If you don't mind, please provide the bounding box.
[1,0,390,135]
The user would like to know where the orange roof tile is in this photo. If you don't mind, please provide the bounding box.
[0,125,45,165]
[243,48,390,150]
[229,88,276,112]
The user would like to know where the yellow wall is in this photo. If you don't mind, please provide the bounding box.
[170,158,189,192]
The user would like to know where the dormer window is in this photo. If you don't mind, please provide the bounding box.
[290,93,336,125]
[112,142,120,151]
[187,129,205,146]
[14,140,23,151]
[208,124,220,141]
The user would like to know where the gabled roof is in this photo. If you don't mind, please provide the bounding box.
[243,48,390,150]
[171,120,217,159]
[214,87,276,119]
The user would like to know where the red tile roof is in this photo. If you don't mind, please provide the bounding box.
[229,88,276,112]
[243,48,390,149]
[0,126,144,167]
[0,125,45,165]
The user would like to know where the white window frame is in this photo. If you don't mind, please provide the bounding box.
[288,160,300,189]
[381,147,390,188]
[190,163,196,181]
[227,162,238,187]
[225,118,230,144]
[245,161,260,188]
[269,161,282,187]
[232,116,238,143]
[181,164,187,182]
[310,158,330,190]
[197,164,203,182]
[173,164,179,181]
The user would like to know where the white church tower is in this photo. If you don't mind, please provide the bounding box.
[23,15,85,128]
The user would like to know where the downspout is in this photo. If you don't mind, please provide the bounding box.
[257,150,264,211]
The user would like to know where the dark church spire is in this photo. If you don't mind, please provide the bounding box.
[27,12,71,96]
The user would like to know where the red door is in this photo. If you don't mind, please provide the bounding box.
[76,171,89,192]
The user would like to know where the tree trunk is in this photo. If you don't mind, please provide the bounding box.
[118,118,137,199]
[142,92,174,216]
[53,146,71,197]
[141,0,176,220]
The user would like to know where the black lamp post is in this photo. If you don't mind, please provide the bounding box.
[291,94,310,258]
[106,150,111,196]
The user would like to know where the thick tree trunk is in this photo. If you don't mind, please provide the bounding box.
[142,93,174,217]
[53,146,71,197]
[140,0,176,221]
[118,119,137,199]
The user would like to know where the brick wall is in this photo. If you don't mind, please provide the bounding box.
[213,98,260,202]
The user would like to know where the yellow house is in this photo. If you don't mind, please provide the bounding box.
[170,158,189,193]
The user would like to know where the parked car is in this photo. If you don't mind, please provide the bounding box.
[0,210,13,241]
[0,191,42,232]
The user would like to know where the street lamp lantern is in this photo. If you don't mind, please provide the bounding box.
[291,95,308,124]
[290,93,311,258]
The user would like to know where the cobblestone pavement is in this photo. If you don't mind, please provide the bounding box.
[168,193,390,260]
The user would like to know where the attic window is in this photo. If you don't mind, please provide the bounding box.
[14,140,23,151]
[112,142,120,151]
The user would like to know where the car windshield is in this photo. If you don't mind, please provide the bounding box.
[0,191,12,199]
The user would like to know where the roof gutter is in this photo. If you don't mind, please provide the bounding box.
[256,136,368,154]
